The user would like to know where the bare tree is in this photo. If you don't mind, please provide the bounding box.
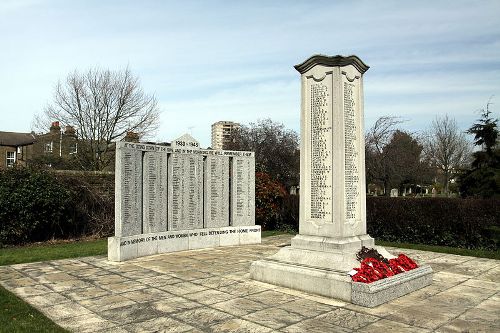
[365,116,405,155]
[365,116,405,194]
[35,67,160,170]
[424,115,472,195]
[225,119,299,188]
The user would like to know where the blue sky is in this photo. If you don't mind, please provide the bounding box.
[1,0,499,147]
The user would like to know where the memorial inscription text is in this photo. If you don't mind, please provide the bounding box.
[343,81,360,221]
[309,82,332,220]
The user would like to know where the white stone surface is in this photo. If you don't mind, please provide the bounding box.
[188,229,220,250]
[204,155,230,228]
[218,227,240,246]
[351,265,434,307]
[108,226,259,261]
[157,230,189,253]
[168,153,204,231]
[142,151,168,233]
[231,155,255,227]
[107,236,138,262]
[299,63,366,238]
[239,225,262,245]
[115,142,143,237]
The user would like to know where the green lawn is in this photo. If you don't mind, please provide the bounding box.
[375,240,500,260]
[0,286,68,333]
[0,238,107,266]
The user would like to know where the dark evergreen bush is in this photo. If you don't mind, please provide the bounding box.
[366,197,499,250]
[275,196,498,250]
[0,168,114,246]
[0,167,75,245]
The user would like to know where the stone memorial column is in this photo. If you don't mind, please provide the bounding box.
[250,55,432,306]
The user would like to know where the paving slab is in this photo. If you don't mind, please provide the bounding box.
[0,235,498,332]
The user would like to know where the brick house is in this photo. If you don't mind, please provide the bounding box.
[32,121,78,160]
[1,122,142,170]
[0,131,36,168]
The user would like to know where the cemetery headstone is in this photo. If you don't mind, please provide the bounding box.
[390,188,398,197]
[250,54,432,307]
[108,134,260,261]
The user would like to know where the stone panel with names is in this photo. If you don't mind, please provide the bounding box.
[308,78,333,221]
[231,156,255,226]
[142,151,168,233]
[204,155,230,228]
[117,148,143,237]
[168,153,204,231]
[343,77,361,223]
[111,136,257,261]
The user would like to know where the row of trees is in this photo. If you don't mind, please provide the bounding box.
[33,66,497,198]
[228,105,498,198]
[365,115,473,196]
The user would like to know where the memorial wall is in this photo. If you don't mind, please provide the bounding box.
[108,134,259,261]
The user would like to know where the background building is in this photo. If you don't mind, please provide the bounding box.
[0,131,36,168]
[31,121,78,164]
[211,121,240,150]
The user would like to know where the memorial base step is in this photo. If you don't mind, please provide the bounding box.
[250,246,433,307]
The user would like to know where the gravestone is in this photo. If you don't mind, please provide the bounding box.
[108,134,260,261]
[390,188,399,197]
[250,55,432,307]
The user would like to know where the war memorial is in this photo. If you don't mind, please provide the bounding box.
[250,54,433,307]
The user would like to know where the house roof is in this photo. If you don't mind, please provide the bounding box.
[0,131,36,147]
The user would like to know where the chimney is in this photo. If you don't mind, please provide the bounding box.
[64,125,75,135]
[124,131,140,143]
[50,121,61,134]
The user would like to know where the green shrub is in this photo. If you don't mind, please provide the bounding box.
[0,167,76,245]
[0,168,114,247]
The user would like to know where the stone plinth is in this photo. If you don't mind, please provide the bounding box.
[250,54,432,306]
[108,225,261,261]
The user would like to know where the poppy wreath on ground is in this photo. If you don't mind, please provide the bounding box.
[350,250,418,283]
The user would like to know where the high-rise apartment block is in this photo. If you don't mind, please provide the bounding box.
[211,121,240,150]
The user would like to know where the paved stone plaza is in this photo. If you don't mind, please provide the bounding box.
[1,235,499,332]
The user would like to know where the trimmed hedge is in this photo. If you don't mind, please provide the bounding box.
[274,196,499,250]
[366,197,499,250]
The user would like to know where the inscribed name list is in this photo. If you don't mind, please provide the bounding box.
[119,149,143,236]
[231,156,255,226]
[309,80,333,221]
[169,153,203,230]
[204,155,230,228]
[142,151,168,233]
[343,78,361,222]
